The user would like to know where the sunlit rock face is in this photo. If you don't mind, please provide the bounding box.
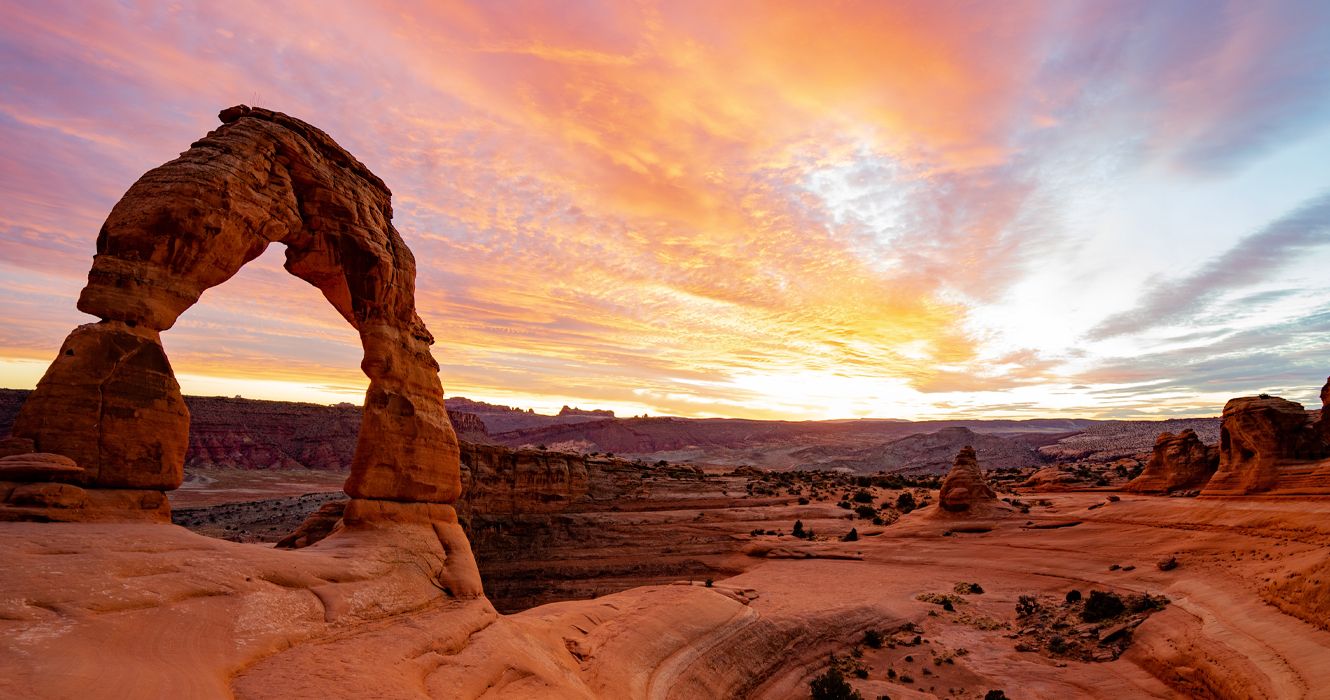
[1125,429,1218,494]
[938,446,997,512]
[1203,391,1330,496]
[6,105,460,519]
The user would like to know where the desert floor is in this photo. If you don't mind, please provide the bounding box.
[3,491,1328,699]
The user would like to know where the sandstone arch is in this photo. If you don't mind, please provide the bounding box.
[9,106,460,510]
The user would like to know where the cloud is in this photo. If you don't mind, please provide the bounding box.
[1089,190,1330,340]
[0,1,1328,419]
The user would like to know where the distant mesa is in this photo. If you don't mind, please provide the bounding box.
[1124,428,1218,494]
[558,405,615,418]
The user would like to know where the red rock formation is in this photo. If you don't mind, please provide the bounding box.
[457,443,590,517]
[936,449,1005,521]
[1203,395,1330,496]
[1125,429,1218,494]
[1316,377,1330,445]
[12,322,189,489]
[936,446,1000,514]
[7,105,460,519]
[1018,466,1084,491]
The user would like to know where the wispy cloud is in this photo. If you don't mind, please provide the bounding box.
[1090,190,1330,340]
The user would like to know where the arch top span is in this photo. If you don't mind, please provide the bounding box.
[9,105,460,511]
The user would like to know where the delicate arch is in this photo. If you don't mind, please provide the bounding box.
[12,106,459,504]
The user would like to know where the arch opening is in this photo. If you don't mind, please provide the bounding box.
[4,106,461,521]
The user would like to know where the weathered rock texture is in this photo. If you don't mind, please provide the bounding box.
[8,105,460,517]
[937,446,998,512]
[1125,429,1219,494]
[457,444,591,517]
[1203,394,1330,496]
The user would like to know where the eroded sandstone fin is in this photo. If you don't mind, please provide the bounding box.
[7,105,461,519]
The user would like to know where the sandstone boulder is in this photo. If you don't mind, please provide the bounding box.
[939,446,996,512]
[0,484,168,522]
[931,446,1012,519]
[275,500,346,549]
[0,453,88,484]
[1125,429,1218,494]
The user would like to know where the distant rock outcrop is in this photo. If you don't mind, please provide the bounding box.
[558,405,615,418]
[1203,391,1330,496]
[805,426,1042,475]
[929,446,1012,519]
[457,444,590,517]
[939,446,997,512]
[1125,429,1218,494]
[1019,466,1084,491]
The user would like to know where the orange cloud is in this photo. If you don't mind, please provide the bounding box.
[2,1,1326,420]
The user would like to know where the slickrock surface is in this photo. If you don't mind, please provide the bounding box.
[1125,429,1219,494]
[5,492,1330,698]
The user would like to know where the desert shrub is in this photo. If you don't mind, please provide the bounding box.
[799,497,810,505]
[853,668,868,679]
[1128,593,1169,613]
[837,500,853,510]
[954,582,984,595]
[853,490,875,503]
[862,629,883,648]
[842,528,860,542]
[872,516,884,525]
[1048,635,1068,654]
[1016,595,1041,617]
[985,691,1009,700]
[855,505,877,519]
[1082,590,1125,622]
[941,599,954,612]
[793,520,805,537]
[809,662,863,700]
[1157,556,1179,571]
[1065,589,1082,603]
[896,492,917,513]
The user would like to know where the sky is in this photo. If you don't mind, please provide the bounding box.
[2,0,1330,421]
